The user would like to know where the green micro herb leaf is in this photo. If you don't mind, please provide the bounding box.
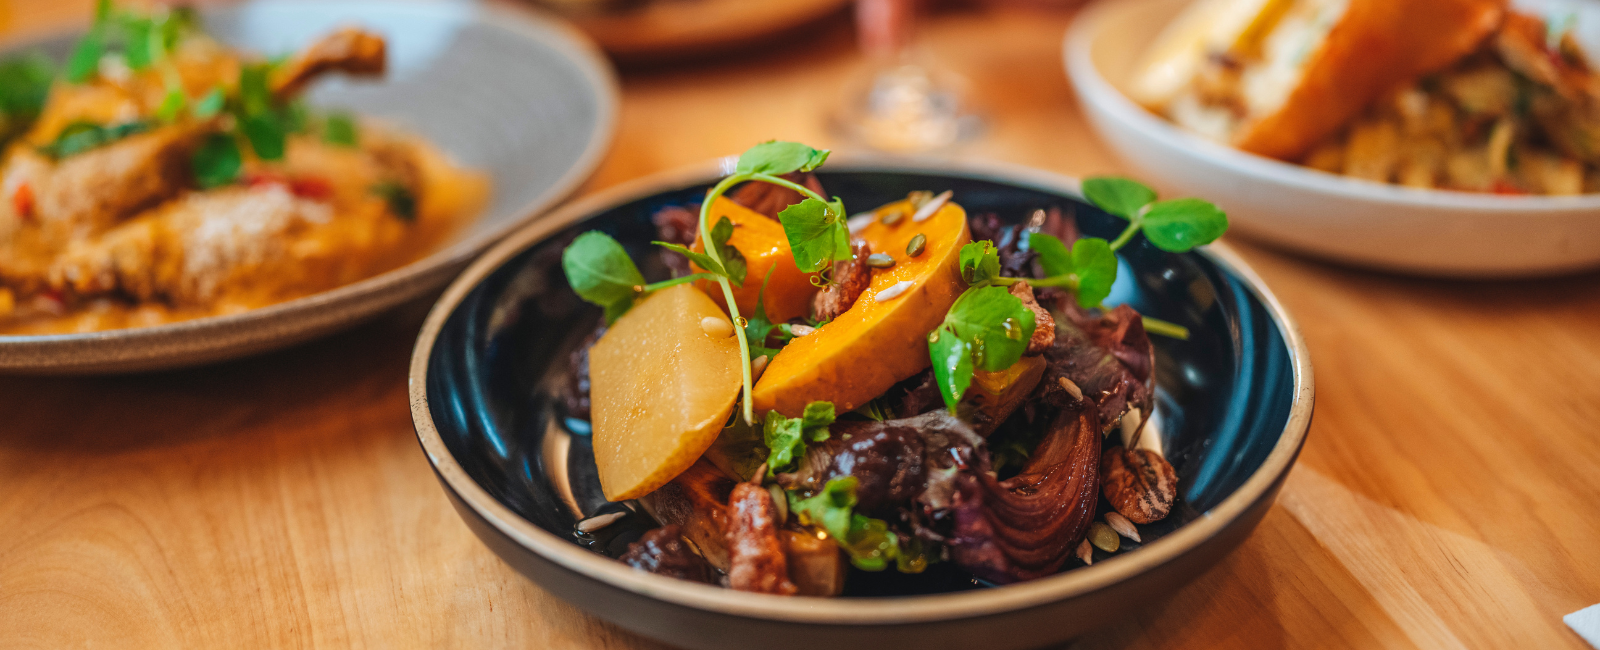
[122,17,153,70]
[156,87,184,121]
[762,401,833,472]
[928,324,973,415]
[1139,198,1228,252]
[735,140,831,175]
[789,477,902,571]
[744,268,791,360]
[561,231,645,324]
[702,416,767,483]
[655,242,727,278]
[66,30,104,84]
[927,285,1036,412]
[192,87,225,119]
[323,112,358,147]
[958,240,1002,286]
[38,119,153,159]
[777,196,851,273]
[1068,237,1117,307]
[239,113,286,160]
[707,215,747,285]
[191,132,242,188]
[0,53,57,146]
[373,182,416,222]
[1082,176,1157,219]
[1028,233,1118,309]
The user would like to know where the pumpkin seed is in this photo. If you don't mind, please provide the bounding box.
[906,233,927,257]
[866,253,896,268]
[1089,522,1120,553]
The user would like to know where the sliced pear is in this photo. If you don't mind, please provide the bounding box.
[589,283,742,501]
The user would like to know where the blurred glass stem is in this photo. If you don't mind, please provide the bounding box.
[834,0,981,153]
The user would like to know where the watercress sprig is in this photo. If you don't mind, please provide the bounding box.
[762,401,834,472]
[690,141,849,424]
[1021,177,1227,310]
[561,141,843,425]
[788,477,905,571]
[560,231,717,324]
[928,241,1037,412]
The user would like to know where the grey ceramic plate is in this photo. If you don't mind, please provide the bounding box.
[0,0,616,374]
[410,157,1315,650]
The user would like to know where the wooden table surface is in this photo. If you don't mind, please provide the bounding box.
[3,2,1598,648]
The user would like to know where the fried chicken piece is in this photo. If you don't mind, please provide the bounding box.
[49,184,404,306]
[13,126,200,246]
[270,28,387,98]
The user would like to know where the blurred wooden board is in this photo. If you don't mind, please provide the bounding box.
[1,1,1598,648]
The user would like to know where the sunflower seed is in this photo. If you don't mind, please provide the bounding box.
[1105,512,1141,542]
[1057,376,1083,401]
[847,212,876,234]
[789,324,816,337]
[875,281,914,302]
[879,209,905,225]
[576,511,626,533]
[912,190,953,222]
[1077,538,1094,565]
[751,355,770,381]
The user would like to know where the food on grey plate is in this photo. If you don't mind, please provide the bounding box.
[555,140,1230,595]
[1132,0,1600,194]
[0,3,488,334]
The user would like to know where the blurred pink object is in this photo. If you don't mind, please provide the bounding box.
[857,0,916,58]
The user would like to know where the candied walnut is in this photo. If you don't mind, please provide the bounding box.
[1101,446,1177,524]
[811,240,871,322]
[725,482,797,595]
[621,525,714,583]
[1008,280,1055,355]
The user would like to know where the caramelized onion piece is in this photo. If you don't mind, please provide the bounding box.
[621,525,714,583]
[946,402,1101,583]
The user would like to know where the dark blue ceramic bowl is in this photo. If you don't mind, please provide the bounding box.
[409,158,1313,650]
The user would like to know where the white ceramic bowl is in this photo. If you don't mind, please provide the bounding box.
[1065,0,1600,277]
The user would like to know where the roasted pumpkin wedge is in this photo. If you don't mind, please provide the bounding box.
[692,196,818,323]
[752,198,970,415]
[589,283,743,500]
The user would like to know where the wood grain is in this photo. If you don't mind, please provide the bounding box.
[2,2,1598,648]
